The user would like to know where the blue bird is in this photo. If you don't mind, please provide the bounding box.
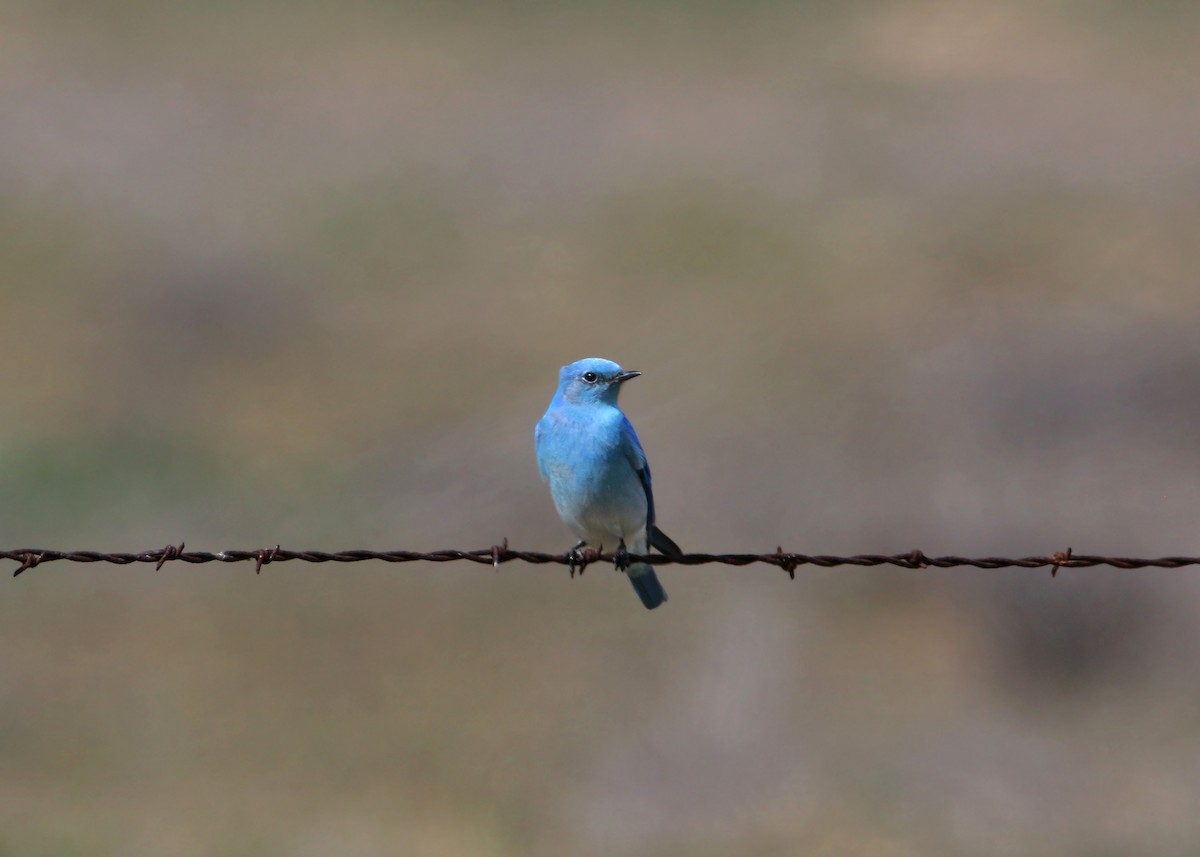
[535,357,682,609]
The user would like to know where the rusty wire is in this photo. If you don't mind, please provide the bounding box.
[5,543,1199,578]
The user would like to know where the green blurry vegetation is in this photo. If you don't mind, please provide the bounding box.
[295,182,466,290]
[0,433,219,536]
[0,201,102,297]
[596,181,807,284]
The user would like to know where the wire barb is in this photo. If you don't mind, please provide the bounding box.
[14,552,43,577]
[1050,547,1073,577]
[775,546,797,580]
[254,545,281,575]
[155,542,185,571]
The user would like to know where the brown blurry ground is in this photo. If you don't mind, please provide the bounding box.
[3,1,1200,854]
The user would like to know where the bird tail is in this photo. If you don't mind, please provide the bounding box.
[628,565,668,610]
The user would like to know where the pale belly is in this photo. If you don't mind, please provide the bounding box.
[544,455,648,548]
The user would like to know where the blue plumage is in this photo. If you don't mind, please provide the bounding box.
[535,358,680,609]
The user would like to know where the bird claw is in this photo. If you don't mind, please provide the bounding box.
[614,539,630,572]
[568,541,588,578]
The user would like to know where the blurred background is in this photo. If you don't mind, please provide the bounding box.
[3,0,1200,854]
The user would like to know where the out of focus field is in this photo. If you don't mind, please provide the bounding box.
[3,2,1200,854]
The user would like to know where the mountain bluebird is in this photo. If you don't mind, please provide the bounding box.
[535,357,682,609]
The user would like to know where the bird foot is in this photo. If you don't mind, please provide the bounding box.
[614,539,630,573]
[568,542,600,578]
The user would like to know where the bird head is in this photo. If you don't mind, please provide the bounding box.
[556,357,641,405]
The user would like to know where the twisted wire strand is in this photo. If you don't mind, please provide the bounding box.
[5,544,1198,577]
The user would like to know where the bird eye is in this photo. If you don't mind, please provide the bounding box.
[582,371,598,383]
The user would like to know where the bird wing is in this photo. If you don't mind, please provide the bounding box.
[534,418,549,481]
[620,415,682,557]
[619,415,652,516]
[649,518,682,557]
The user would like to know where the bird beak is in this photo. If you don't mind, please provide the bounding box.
[615,370,642,384]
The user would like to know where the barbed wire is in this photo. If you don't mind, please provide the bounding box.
[5,543,1199,578]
